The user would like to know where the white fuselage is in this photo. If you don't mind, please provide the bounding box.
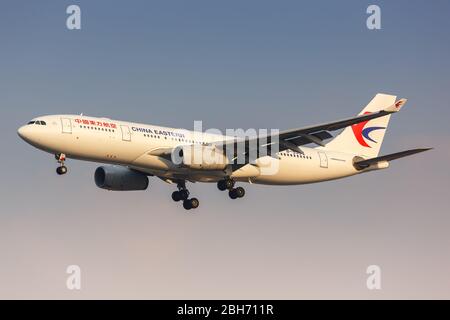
[18,115,365,185]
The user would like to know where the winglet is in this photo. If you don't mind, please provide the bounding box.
[385,98,407,113]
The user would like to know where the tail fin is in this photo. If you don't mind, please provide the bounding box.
[324,93,405,158]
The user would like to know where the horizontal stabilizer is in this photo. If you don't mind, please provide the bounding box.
[354,148,432,170]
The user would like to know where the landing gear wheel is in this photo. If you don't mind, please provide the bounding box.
[228,187,245,199]
[218,179,234,191]
[229,189,238,199]
[235,186,245,198]
[189,198,199,209]
[56,166,67,175]
[172,191,181,202]
[179,189,189,200]
[217,180,227,191]
[225,179,234,190]
[175,180,197,210]
[183,200,192,210]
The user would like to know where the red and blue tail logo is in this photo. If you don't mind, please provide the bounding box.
[351,113,385,148]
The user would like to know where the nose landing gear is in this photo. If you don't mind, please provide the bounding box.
[56,166,68,175]
[172,180,199,210]
[55,153,68,175]
[217,178,245,200]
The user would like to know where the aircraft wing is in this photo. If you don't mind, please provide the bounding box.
[214,99,406,167]
[145,99,407,169]
[278,98,405,140]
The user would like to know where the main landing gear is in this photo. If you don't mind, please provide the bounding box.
[217,178,245,200]
[171,180,199,211]
[55,153,68,175]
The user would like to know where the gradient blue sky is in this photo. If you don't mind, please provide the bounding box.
[0,0,449,299]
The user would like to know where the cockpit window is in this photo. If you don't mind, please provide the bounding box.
[28,120,47,125]
[28,120,47,126]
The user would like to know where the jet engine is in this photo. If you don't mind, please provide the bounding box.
[94,166,149,191]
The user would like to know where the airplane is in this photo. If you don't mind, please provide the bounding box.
[17,93,430,210]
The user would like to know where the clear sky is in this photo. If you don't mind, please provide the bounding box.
[0,0,449,298]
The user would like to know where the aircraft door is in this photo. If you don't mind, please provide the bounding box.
[318,151,328,168]
[61,118,72,134]
[121,125,131,141]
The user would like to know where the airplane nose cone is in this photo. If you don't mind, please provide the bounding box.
[17,125,25,138]
[17,125,31,142]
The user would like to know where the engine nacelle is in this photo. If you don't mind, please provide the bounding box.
[173,145,229,170]
[94,166,149,191]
